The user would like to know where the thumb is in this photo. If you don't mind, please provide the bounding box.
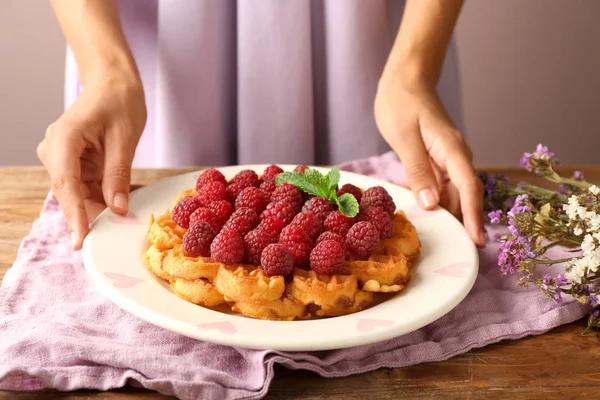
[102,128,136,215]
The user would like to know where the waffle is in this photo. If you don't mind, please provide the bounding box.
[143,187,421,320]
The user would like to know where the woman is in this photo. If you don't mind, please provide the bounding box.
[38,0,484,250]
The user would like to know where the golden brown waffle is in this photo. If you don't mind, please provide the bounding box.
[142,188,421,320]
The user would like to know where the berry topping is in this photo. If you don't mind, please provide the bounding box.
[223,207,260,237]
[301,197,334,221]
[262,165,284,182]
[270,183,304,211]
[207,200,234,226]
[243,228,276,264]
[235,186,268,214]
[260,243,294,277]
[294,165,308,173]
[258,216,285,238]
[359,206,393,239]
[345,221,380,257]
[290,212,323,242]
[197,181,229,206]
[231,169,260,188]
[310,240,345,276]
[259,179,277,199]
[226,182,245,200]
[323,210,354,237]
[279,225,313,266]
[210,228,244,264]
[260,201,296,226]
[315,231,345,248]
[360,186,396,217]
[195,168,226,191]
[182,221,215,257]
[172,196,203,228]
[189,207,221,232]
[337,183,363,203]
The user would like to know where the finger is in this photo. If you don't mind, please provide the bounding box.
[102,126,136,215]
[46,127,88,250]
[443,142,486,248]
[388,124,440,210]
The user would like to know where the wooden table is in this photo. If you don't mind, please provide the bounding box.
[1,166,599,400]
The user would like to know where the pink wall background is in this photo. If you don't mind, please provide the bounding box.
[1,0,600,166]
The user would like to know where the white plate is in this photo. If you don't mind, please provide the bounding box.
[82,165,478,351]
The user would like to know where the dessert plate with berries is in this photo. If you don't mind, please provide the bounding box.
[82,165,478,351]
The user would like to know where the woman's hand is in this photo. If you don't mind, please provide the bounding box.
[374,72,485,248]
[37,77,146,250]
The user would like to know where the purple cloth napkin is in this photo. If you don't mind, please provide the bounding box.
[0,152,589,400]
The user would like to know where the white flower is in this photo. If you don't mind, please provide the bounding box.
[582,234,596,253]
[566,257,589,284]
[590,185,600,195]
[563,196,581,220]
[574,227,584,236]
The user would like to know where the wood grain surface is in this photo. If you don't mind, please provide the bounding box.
[1,166,599,400]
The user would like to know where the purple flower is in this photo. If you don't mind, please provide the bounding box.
[542,274,551,289]
[498,236,533,275]
[553,288,562,304]
[520,152,532,171]
[558,183,568,195]
[535,144,554,158]
[488,210,503,225]
[575,170,584,180]
[485,175,497,196]
[555,273,567,286]
[593,309,600,318]
[588,295,599,307]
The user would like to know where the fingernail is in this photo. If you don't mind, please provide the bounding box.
[419,189,437,208]
[114,192,128,210]
[71,231,77,249]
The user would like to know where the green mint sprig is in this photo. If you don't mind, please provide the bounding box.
[275,166,359,217]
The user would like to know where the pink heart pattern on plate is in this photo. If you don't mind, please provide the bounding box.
[104,272,143,288]
[107,212,142,225]
[434,261,471,278]
[197,321,237,335]
[356,318,394,332]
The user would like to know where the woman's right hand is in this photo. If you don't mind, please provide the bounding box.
[37,77,147,250]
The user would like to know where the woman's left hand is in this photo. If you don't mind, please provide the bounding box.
[374,70,485,248]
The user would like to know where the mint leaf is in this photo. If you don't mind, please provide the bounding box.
[304,168,330,197]
[327,167,340,191]
[276,172,322,197]
[337,193,359,218]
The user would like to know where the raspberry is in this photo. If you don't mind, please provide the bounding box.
[172,196,203,228]
[262,165,284,182]
[243,228,276,264]
[345,221,380,257]
[235,186,267,214]
[270,183,304,211]
[259,179,277,199]
[197,181,229,206]
[260,201,296,226]
[195,168,226,191]
[310,240,345,276]
[359,206,393,239]
[183,221,215,257]
[189,207,221,232]
[302,197,334,221]
[279,225,313,266]
[360,186,396,217]
[324,210,354,237]
[260,243,294,277]
[223,207,259,237]
[294,165,308,173]
[226,182,245,200]
[315,231,345,248]
[231,169,260,188]
[258,216,285,238]
[207,200,234,226]
[290,212,323,242]
[210,228,244,264]
[337,183,363,203]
